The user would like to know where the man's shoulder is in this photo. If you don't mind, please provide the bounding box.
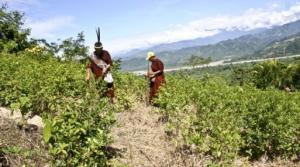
[155,58,163,64]
[103,50,111,55]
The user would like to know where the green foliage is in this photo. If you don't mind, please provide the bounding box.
[0,51,144,166]
[43,120,52,143]
[59,32,89,60]
[186,55,212,67]
[234,59,300,90]
[45,92,115,166]
[240,89,300,159]
[292,62,300,89]
[252,32,300,59]
[122,20,300,71]
[0,53,86,115]
[155,74,300,165]
[1,145,39,160]
[2,7,300,165]
[252,60,287,89]
[1,146,22,155]
[29,39,61,55]
[114,71,147,110]
[0,4,31,53]
[0,4,88,59]
[231,66,254,86]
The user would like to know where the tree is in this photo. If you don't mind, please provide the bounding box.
[292,62,300,89]
[187,55,212,67]
[59,32,89,60]
[0,4,31,53]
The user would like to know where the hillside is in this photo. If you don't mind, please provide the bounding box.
[2,4,300,167]
[116,29,264,59]
[121,20,300,71]
[1,53,300,166]
[250,32,300,59]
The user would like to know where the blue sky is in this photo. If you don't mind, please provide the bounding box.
[3,0,300,55]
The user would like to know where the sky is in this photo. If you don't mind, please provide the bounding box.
[3,0,300,55]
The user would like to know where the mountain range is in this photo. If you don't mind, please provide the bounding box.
[120,20,300,71]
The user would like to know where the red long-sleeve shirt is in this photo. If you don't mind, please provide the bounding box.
[151,58,164,76]
[86,50,112,79]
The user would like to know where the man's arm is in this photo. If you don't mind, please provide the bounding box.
[151,61,163,77]
[86,68,91,81]
[85,60,92,81]
[103,51,113,74]
[153,70,161,76]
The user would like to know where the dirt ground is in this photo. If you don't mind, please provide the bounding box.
[1,104,299,167]
[0,116,49,167]
[110,102,209,167]
[109,103,300,167]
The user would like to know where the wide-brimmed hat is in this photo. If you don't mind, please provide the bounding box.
[146,51,155,60]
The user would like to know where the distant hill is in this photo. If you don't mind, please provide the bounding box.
[117,29,264,59]
[121,20,300,71]
[249,33,300,59]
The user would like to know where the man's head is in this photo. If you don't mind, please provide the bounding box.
[94,42,103,52]
[95,27,103,52]
[146,51,156,61]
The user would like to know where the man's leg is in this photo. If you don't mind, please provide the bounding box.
[106,82,115,104]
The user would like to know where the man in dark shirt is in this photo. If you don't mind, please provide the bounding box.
[86,28,115,103]
[146,52,166,103]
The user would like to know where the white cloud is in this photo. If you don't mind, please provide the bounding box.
[25,16,75,39]
[106,3,300,54]
[2,0,40,10]
[3,0,74,40]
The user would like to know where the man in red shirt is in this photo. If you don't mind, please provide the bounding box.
[86,28,115,103]
[146,52,166,103]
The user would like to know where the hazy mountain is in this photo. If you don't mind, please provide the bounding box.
[121,20,300,71]
[116,29,264,60]
[250,32,300,59]
[143,29,264,52]
[170,19,300,59]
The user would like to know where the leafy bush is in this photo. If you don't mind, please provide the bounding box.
[44,91,115,166]
[155,74,300,165]
[0,53,144,166]
[0,53,86,115]
[0,5,31,53]
[233,59,300,90]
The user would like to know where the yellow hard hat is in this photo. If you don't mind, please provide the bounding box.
[146,51,155,60]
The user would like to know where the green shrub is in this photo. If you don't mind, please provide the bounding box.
[0,53,143,166]
[156,74,300,165]
[44,92,115,166]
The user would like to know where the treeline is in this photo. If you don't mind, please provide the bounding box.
[0,4,88,60]
[186,55,212,67]
[233,59,300,90]
[172,58,300,91]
